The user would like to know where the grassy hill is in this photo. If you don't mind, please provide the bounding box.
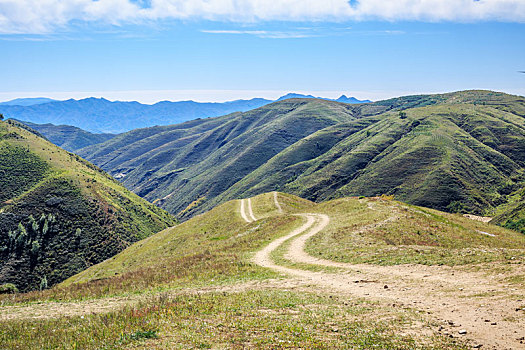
[0,120,176,292]
[59,192,525,295]
[77,90,525,233]
[2,193,524,349]
[78,98,359,217]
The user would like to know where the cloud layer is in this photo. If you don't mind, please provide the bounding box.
[1,0,524,34]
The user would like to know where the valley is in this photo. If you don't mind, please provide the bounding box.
[73,91,525,236]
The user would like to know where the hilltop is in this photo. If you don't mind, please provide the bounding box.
[77,90,525,234]
[0,120,176,292]
[1,193,524,349]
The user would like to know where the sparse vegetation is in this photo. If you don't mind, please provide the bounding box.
[0,290,465,350]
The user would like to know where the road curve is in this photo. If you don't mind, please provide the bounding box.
[252,196,525,350]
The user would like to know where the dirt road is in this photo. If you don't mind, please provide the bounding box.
[253,199,525,349]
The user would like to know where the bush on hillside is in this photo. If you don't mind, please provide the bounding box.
[0,283,18,294]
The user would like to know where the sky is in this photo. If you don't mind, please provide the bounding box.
[0,0,524,103]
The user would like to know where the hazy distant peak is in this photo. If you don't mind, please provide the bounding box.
[0,97,57,106]
[277,92,370,104]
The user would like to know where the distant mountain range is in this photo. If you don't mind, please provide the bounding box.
[76,90,525,236]
[276,93,370,104]
[0,94,370,134]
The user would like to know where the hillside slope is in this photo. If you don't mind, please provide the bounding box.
[78,90,525,231]
[0,120,176,292]
[63,192,525,290]
[79,99,360,217]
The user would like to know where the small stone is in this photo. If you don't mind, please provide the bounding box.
[459,329,467,335]
[384,285,389,289]
[471,344,482,349]
[490,322,497,325]
[484,319,491,322]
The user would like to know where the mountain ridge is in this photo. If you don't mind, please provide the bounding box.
[0,93,369,133]
[77,90,525,234]
[14,120,116,152]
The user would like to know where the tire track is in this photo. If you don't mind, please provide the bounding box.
[247,197,257,222]
[239,199,252,223]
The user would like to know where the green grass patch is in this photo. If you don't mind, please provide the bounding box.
[306,198,525,266]
[0,290,466,349]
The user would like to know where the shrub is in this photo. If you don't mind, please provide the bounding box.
[0,283,19,294]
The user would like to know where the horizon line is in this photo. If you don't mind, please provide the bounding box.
[0,88,524,105]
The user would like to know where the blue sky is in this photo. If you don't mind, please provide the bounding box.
[0,0,524,102]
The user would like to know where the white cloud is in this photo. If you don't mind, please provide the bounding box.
[0,0,524,34]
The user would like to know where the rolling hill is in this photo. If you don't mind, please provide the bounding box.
[77,90,525,234]
[0,120,176,292]
[0,94,370,134]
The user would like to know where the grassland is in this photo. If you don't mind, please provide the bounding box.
[1,289,466,350]
[307,197,525,267]
[2,192,523,349]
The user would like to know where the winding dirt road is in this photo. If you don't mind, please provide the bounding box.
[251,196,525,350]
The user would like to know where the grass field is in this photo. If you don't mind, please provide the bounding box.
[2,192,524,349]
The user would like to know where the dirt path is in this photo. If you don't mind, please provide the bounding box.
[253,200,525,349]
[239,197,257,223]
[273,192,283,213]
[239,199,251,223]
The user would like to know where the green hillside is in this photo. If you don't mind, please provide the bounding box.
[60,192,525,295]
[78,99,358,216]
[0,120,176,292]
[77,90,525,233]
